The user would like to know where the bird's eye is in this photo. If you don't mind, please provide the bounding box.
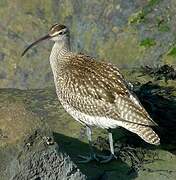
[58,31,67,35]
[58,31,63,35]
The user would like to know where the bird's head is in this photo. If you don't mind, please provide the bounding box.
[49,24,69,42]
[22,24,69,56]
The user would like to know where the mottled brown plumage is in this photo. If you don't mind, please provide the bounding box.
[58,54,147,120]
[56,53,159,145]
[22,24,160,159]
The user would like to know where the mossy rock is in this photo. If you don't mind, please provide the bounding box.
[1,0,176,89]
[0,85,176,179]
[0,89,86,180]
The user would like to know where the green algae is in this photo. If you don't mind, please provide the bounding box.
[140,38,157,48]
[128,10,145,24]
[167,47,176,57]
[157,19,170,32]
[162,46,176,65]
[128,0,161,25]
[148,0,161,6]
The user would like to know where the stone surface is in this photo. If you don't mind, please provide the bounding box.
[0,91,86,180]
[0,0,176,89]
[1,1,176,179]
[0,74,176,180]
[12,145,86,180]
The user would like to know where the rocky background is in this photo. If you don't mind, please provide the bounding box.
[0,0,176,179]
[0,0,176,89]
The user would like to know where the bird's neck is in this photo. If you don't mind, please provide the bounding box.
[50,39,71,60]
[49,39,71,84]
[50,39,70,66]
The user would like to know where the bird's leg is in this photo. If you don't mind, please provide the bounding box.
[100,130,118,163]
[78,126,99,163]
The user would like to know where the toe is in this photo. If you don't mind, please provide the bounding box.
[100,154,117,163]
[77,154,100,163]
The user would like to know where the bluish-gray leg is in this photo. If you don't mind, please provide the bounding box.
[109,132,115,155]
[100,131,117,163]
[86,125,93,152]
[78,126,99,163]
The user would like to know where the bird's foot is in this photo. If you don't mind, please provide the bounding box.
[78,153,100,163]
[78,153,117,163]
[98,153,118,163]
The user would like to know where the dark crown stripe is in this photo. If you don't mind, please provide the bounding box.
[49,24,67,34]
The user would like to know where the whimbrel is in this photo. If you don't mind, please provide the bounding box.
[22,24,160,163]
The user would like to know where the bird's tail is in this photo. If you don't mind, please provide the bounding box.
[122,122,160,145]
[136,125,160,145]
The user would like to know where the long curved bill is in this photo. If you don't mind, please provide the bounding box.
[21,34,51,56]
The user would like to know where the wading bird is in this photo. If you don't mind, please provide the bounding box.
[22,24,160,163]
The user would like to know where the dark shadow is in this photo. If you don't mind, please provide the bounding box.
[53,81,176,179]
[53,132,137,180]
[134,81,176,152]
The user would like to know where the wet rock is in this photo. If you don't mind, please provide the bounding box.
[12,145,86,180]
[139,65,176,82]
[0,91,86,180]
[0,87,176,179]
[1,0,176,89]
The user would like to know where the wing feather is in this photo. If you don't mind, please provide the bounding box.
[60,54,156,126]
